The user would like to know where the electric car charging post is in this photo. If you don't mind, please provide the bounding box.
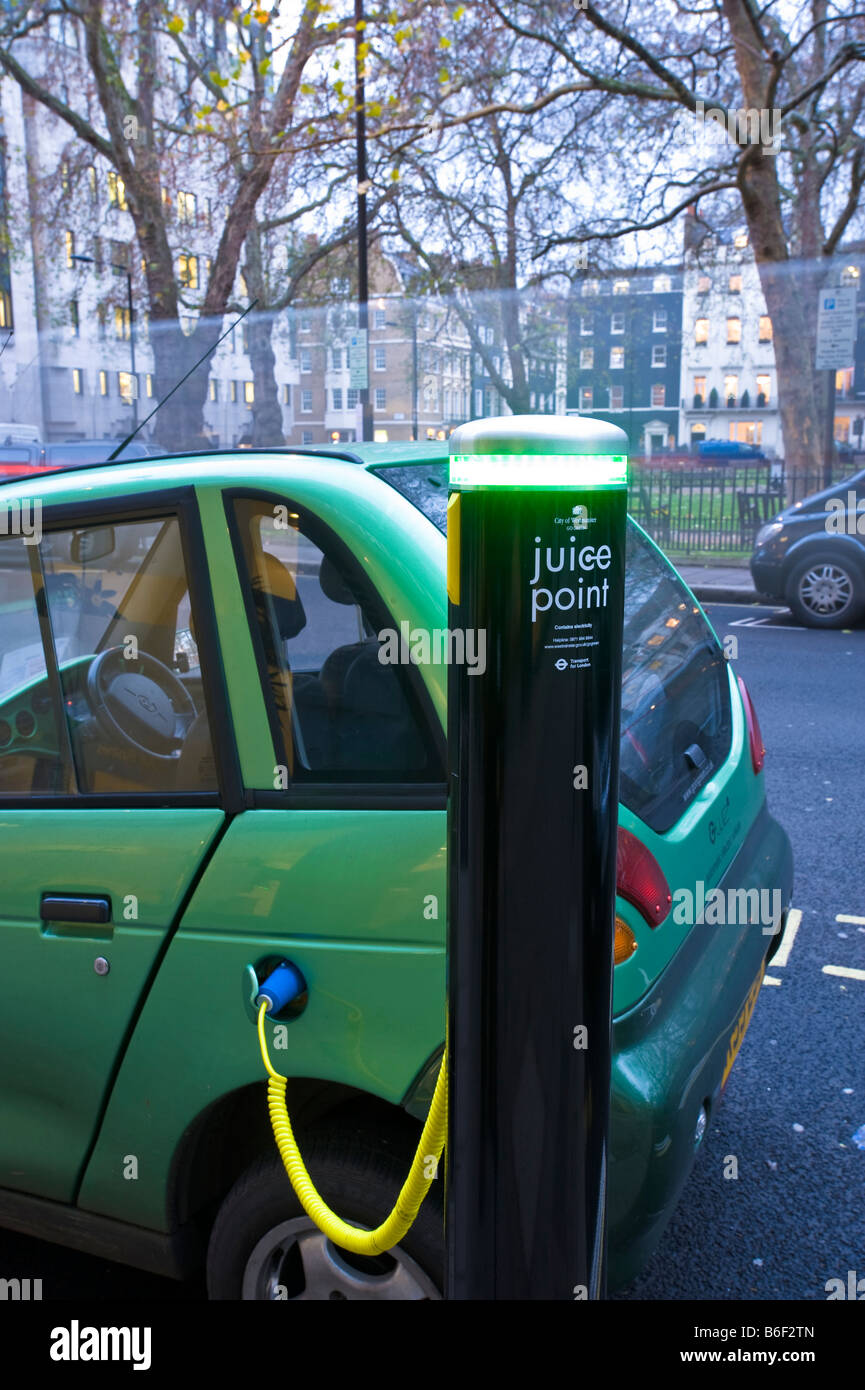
[445,415,629,1300]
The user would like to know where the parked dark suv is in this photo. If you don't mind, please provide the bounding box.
[750,467,865,626]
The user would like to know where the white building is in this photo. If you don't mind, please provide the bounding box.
[679,224,782,456]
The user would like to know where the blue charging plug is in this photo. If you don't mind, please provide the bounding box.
[255,960,306,1015]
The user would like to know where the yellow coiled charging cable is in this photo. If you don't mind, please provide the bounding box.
[258,1000,447,1255]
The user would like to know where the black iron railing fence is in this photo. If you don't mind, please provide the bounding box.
[628,461,862,554]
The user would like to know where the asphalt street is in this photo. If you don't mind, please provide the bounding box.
[618,601,865,1300]
[2,600,863,1302]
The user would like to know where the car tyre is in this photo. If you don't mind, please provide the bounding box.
[206,1128,444,1301]
[785,551,865,628]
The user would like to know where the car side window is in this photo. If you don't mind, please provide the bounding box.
[233,498,443,784]
[620,522,732,833]
[0,515,218,797]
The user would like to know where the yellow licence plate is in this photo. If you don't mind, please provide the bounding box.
[721,964,765,1089]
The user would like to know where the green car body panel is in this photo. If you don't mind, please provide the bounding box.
[0,450,793,1291]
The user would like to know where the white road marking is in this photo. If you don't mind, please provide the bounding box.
[762,975,783,987]
[727,616,806,630]
[822,965,865,982]
[771,908,802,969]
[836,913,865,926]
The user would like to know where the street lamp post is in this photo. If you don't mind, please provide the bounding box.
[71,253,137,430]
[354,0,373,443]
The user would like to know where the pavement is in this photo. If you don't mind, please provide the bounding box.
[676,562,759,605]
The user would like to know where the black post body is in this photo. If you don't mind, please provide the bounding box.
[446,421,627,1300]
[354,0,373,443]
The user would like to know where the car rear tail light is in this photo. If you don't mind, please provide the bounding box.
[737,676,765,774]
[614,915,638,964]
[616,826,672,928]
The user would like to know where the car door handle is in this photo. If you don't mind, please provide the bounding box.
[40,894,112,925]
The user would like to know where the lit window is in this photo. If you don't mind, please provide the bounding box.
[729,274,742,293]
[72,368,82,394]
[610,346,624,369]
[734,233,748,248]
[375,387,386,409]
[209,379,218,402]
[611,312,625,334]
[651,384,666,407]
[282,384,291,405]
[87,166,97,196]
[756,374,770,404]
[693,375,706,402]
[230,380,237,402]
[118,371,137,402]
[374,346,386,371]
[836,368,853,396]
[653,309,667,332]
[697,275,710,293]
[651,344,666,366]
[726,317,741,344]
[107,171,127,210]
[581,279,600,297]
[178,254,199,289]
[373,429,389,442]
[695,318,709,344]
[653,274,671,293]
[613,279,629,295]
[841,265,861,286]
[65,230,75,267]
[580,348,594,369]
[580,314,592,336]
[610,386,623,409]
[724,374,738,403]
[244,381,254,405]
[114,305,131,340]
[580,387,593,410]
[69,300,80,336]
[177,191,197,225]
[99,370,108,396]
[300,349,312,373]
[301,389,312,413]
[145,374,153,398]
[758,316,772,342]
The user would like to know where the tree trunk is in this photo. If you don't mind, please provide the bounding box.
[243,225,284,446]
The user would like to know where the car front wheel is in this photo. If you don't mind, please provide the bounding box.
[785,552,865,628]
[206,1129,444,1301]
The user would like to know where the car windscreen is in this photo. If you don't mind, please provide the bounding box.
[373,460,732,834]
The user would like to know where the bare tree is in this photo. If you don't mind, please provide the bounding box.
[477,0,865,474]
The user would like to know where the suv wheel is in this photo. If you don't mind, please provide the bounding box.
[785,552,865,628]
[206,1130,443,1301]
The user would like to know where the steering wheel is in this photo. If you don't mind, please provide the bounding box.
[85,647,197,759]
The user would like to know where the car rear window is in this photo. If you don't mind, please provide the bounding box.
[374,460,732,834]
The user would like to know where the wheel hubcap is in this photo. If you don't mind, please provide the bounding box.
[798,564,853,615]
[241,1217,441,1301]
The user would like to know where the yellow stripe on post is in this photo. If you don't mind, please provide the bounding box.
[447,491,461,605]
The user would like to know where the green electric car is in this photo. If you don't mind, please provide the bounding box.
[0,443,792,1298]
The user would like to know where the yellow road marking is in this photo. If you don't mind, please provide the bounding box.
[771,907,802,969]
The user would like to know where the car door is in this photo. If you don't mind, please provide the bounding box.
[170,489,448,1103]
[0,490,236,1202]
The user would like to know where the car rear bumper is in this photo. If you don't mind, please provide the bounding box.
[608,801,794,1290]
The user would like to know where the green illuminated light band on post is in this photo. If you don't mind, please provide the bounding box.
[449,452,628,490]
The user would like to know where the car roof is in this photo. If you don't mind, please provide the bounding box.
[0,440,448,492]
